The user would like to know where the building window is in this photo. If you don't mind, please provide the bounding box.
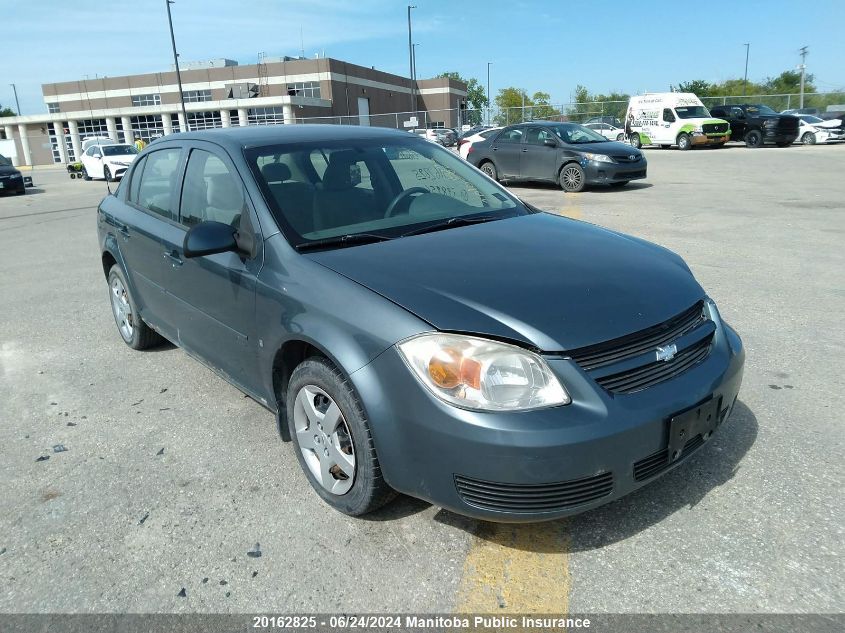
[183,89,212,103]
[186,111,222,130]
[47,102,60,113]
[247,107,285,126]
[130,115,166,141]
[287,81,321,99]
[131,93,161,107]
[77,119,110,145]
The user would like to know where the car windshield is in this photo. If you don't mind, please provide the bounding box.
[0,153,11,167]
[247,137,526,249]
[547,123,608,144]
[801,115,823,123]
[747,105,778,115]
[103,145,139,156]
[675,106,711,119]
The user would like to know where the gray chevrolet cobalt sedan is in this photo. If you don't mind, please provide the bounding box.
[97,125,744,521]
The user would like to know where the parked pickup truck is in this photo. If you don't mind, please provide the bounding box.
[709,104,799,148]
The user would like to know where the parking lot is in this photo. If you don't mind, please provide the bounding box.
[1,143,843,614]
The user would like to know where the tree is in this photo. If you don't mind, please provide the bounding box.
[672,80,714,97]
[0,104,16,117]
[437,72,488,125]
[763,70,815,95]
[529,91,561,121]
[493,87,536,125]
[565,85,629,122]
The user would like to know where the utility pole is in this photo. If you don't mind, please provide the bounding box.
[407,5,416,114]
[10,84,20,115]
[166,0,189,131]
[798,45,808,108]
[412,43,418,84]
[743,43,750,95]
[487,62,492,125]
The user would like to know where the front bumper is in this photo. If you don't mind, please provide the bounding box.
[0,176,25,194]
[353,323,744,522]
[692,132,729,145]
[582,158,647,184]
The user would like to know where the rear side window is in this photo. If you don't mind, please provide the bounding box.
[179,150,245,228]
[497,128,524,143]
[135,148,182,220]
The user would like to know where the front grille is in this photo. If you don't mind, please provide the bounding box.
[703,122,729,134]
[569,302,705,371]
[454,472,613,513]
[778,118,800,131]
[611,154,642,163]
[596,335,712,394]
[633,434,705,481]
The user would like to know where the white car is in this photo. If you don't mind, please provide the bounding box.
[458,126,502,159]
[80,143,139,181]
[796,114,844,142]
[795,116,831,145]
[583,122,627,142]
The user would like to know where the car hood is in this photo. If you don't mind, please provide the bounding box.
[0,164,21,176]
[306,213,704,351]
[814,119,842,129]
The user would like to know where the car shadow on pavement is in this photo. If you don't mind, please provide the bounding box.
[432,400,758,552]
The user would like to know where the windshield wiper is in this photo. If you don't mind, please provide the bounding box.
[294,233,392,252]
[401,215,501,238]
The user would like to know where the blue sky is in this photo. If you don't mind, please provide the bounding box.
[4,0,844,114]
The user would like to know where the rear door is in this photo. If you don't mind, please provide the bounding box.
[490,127,524,178]
[157,142,265,391]
[520,126,558,181]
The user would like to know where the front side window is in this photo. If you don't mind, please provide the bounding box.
[524,127,555,145]
[247,138,526,249]
[675,106,711,119]
[662,108,676,123]
[747,105,777,116]
[179,150,244,228]
[134,148,182,220]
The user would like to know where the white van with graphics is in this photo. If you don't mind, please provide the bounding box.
[625,93,731,150]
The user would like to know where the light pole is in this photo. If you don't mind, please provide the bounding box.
[10,83,20,115]
[798,45,808,108]
[486,62,492,124]
[412,43,419,84]
[407,5,417,113]
[743,43,750,95]
[166,0,189,131]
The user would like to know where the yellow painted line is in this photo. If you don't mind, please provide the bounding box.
[455,520,571,613]
[557,191,582,220]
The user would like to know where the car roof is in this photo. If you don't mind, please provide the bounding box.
[158,124,413,150]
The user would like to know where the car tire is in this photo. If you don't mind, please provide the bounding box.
[609,181,629,188]
[745,129,763,148]
[16,188,26,195]
[629,133,642,149]
[479,161,498,181]
[107,265,163,350]
[677,133,692,151]
[801,132,816,145]
[559,162,586,193]
[82,167,91,181]
[616,133,625,141]
[104,166,113,182]
[287,357,396,516]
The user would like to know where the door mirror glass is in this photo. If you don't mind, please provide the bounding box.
[183,220,238,258]
[543,138,558,147]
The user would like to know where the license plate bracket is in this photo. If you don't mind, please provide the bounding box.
[667,396,722,462]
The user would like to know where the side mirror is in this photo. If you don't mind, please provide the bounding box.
[183,221,238,258]
[543,138,558,147]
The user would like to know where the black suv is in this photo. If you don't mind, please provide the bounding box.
[709,104,799,148]
[0,153,26,195]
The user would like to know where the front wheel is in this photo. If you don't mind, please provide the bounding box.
[559,162,586,193]
[677,133,692,151]
[801,132,816,145]
[745,130,763,148]
[616,133,625,141]
[107,265,163,350]
[103,166,113,182]
[287,357,395,516]
[82,167,91,181]
[479,161,498,181]
[629,133,642,149]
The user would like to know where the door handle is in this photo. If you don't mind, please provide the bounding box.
[163,251,183,267]
[117,224,130,238]
[492,146,498,151]
[521,148,528,152]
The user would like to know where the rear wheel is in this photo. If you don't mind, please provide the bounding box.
[616,133,625,141]
[287,357,395,516]
[801,132,816,145]
[745,129,763,148]
[82,167,91,181]
[559,163,586,193]
[107,265,163,350]
[677,133,692,151]
[103,166,113,182]
[629,133,642,149]
[479,160,498,181]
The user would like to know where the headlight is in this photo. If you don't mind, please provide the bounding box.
[397,333,570,411]
[693,125,703,133]
[764,119,778,128]
[10,172,22,179]
[583,152,613,163]
[705,297,723,328]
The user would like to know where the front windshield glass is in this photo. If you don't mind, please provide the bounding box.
[103,145,139,156]
[0,153,11,167]
[547,123,607,144]
[802,115,823,123]
[747,105,777,115]
[247,137,525,248]
[675,106,711,119]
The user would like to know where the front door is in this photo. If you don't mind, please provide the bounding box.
[158,144,264,392]
[520,126,558,181]
[490,127,524,178]
[660,108,677,144]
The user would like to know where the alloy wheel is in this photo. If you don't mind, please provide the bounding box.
[561,165,583,191]
[109,276,134,341]
[293,385,356,495]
